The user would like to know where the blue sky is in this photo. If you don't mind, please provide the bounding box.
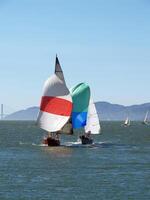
[0,0,150,113]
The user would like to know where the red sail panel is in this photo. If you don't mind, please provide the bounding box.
[40,96,72,116]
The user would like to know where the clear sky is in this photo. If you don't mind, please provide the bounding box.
[0,0,150,113]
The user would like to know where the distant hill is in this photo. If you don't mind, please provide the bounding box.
[5,107,39,121]
[4,102,150,121]
[95,102,150,121]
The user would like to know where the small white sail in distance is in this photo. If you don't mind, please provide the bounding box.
[84,97,101,134]
[124,117,128,125]
[144,111,149,123]
[124,117,130,126]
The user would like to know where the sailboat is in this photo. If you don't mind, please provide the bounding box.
[36,56,73,146]
[70,83,100,144]
[123,117,130,127]
[142,111,149,125]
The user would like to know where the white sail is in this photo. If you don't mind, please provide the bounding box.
[144,111,149,123]
[128,119,130,126]
[124,117,129,125]
[124,117,130,126]
[84,98,101,134]
[37,56,72,132]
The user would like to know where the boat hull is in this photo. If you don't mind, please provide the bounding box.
[43,137,60,146]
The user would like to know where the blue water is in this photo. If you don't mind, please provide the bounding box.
[0,121,150,200]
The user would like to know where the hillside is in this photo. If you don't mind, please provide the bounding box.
[4,102,150,121]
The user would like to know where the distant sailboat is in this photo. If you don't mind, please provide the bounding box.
[37,56,73,146]
[142,111,149,125]
[70,83,100,144]
[124,117,130,127]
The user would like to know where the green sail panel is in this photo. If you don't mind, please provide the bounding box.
[70,83,90,128]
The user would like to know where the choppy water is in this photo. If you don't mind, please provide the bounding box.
[0,121,150,200]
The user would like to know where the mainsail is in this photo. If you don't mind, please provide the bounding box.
[37,56,72,132]
[70,83,90,129]
[124,117,130,126]
[85,97,101,134]
[144,111,149,123]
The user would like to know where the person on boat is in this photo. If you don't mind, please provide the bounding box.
[80,131,93,144]
[85,131,91,138]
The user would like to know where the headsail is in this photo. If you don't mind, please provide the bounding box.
[70,83,90,129]
[85,97,101,134]
[37,56,72,132]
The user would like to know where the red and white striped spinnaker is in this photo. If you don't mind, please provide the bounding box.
[37,56,72,132]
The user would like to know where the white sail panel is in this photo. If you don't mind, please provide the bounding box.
[37,111,70,132]
[42,74,71,98]
[84,98,101,134]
